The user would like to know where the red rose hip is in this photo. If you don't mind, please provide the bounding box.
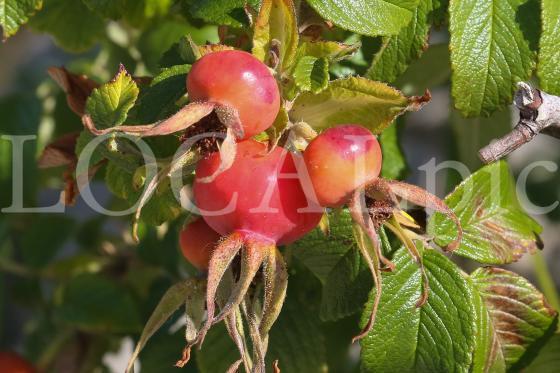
[193,140,322,245]
[303,124,382,207]
[179,218,220,271]
[187,50,281,139]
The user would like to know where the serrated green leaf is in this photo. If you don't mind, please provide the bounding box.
[471,267,558,370]
[379,119,407,179]
[82,0,124,19]
[0,0,42,39]
[367,0,431,83]
[29,0,105,52]
[136,64,190,123]
[55,273,141,333]
[293,56,329,94]
[182,0,251,27]
[449,0,535,116]
[252,0,298,70]
[360,246,475,372]
[306,0,419,37]
[289,77,424,134]
[428,161,542,264]
[537,0,560,95]
[525,333,560,373]
[293,211,372,321]
[85,66,139,128]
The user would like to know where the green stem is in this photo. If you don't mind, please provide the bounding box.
[532,251,560,312]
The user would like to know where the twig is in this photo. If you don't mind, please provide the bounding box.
[478,82,560,164]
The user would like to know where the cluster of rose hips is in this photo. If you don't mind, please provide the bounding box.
[176,50,385,370]
[82,48,458,371]
[180,49,382,271]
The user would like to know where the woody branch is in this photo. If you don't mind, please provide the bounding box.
[479,82,560,164]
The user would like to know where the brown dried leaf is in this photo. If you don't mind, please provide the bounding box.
[48,67,98,116]
[38,132,80,169]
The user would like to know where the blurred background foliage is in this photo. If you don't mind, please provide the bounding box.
[0,0,559,372]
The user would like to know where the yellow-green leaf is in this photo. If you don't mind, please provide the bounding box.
[0,0,42,39]
[252,0,298,70]
[289,77,429,134]
[85,65,139,128]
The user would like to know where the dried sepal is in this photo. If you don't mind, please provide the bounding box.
[214,237,269,324]
[224,308,253,373]
[175,279,207,368]
[352,222,383,343]
[259,246,288,339]
[225,359,244,373]
[214,104,245,139]
[242,299,266,373]
[196,127,238,184]
[384,216,429,307]
[349,189,395,271]
[384,180,463,251]
[82,101,216,137]
[199,232,244,346]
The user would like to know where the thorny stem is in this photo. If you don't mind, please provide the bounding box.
[479,82,560,163]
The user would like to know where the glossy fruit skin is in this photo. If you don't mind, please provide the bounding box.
[194,140,323,245]
[179,218,221,270]
[187,50,281,139]
[303,125,382,207]
[0,352,35,373]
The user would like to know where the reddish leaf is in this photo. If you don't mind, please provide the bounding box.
[48,67,98,116]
